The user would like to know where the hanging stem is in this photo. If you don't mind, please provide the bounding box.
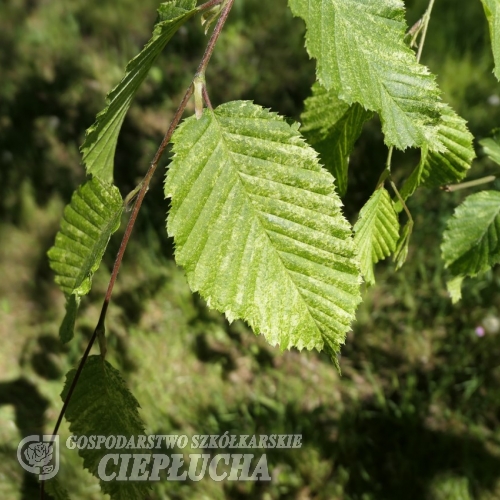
[416,0,437,63]
[40,1,235,498]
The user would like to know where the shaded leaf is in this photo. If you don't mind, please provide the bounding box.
[480,129,500,165]
[47,178,123,342]
[81,0,198,182]
[353,188,400,285]
[301,83,372,195]
[442,190,500,277]
[393,220,413,270]
[59,295,81,344]
[288,0,443,150]
[481,0,500,80]
[165,101,362,358]
[44,477,71,500]
[62,356,148,499]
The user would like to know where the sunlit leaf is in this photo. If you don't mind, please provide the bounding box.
[165,101,362,358]
[446,275,464,304]
[47,178,123,342]
[81,0,198,182]
[442,190,500,277]
[399,104,475,205]
[354,188,400,285]
[288,0,443,151]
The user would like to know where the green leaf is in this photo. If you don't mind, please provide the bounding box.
[353,188,400,285]
[446,275,464,304]
[480,129,500,165]
[59,295,81,344]
[399,104,475,204]
[81,0,198,182]
[393,220,413,270]
[442,190,500,277]
[62,356,148,499]
[288,0,443,151]
[47,178,123,342]
[301,83,372,195]
[165,101,362,357]
[48,178,123,296]
[481,0,500,80]
[44,477,71,500]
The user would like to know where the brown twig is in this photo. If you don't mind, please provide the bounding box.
[40,0,235,497]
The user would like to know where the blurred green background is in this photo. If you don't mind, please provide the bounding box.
[1,0,500,498]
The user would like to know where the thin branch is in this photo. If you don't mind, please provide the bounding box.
[416,0,436,63]
[198,0,223,11]
[390,180,413,227]
[40,1,235,498]
[196,0,234,77]
[442,175,496,192]
[202,84,214,111]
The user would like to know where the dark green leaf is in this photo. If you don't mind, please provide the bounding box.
[301,83,372,195]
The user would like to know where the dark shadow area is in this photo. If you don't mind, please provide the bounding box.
[0,378,50,500]
[156,397,500,500]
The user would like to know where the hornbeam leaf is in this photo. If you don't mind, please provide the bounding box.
[81,0,198,182]
[446,275,464,304]
[353,188,400,285]
[481,0,500,80]
[399,104,475,204]
[44,478,71,500]
[288,0,443,151]
[61,356,148,499]
[47,178,123,342]
[393,220,412,270]
[480,129,500,165]
[442,190,500,277]
[165,101,362,358]
[301,83,372,196]
[59,294,81,344]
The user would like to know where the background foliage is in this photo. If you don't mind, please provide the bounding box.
[1,0,500,498]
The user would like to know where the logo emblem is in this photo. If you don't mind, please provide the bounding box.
[17,435,59,480]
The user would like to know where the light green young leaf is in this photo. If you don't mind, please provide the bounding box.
[301,83,372,195]
[442,190,500,277]
[81,0,198,182]
[480,129,500,165]
[446,275,464,304]
[398,104,475,206]
[353,188,400,285]
[480,0,500,80]
[47,178,123,342]
[288,0,443,151]
[62,356,148,499]
[165,101,362,358]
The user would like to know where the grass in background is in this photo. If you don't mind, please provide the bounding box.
[1,0,500,498]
